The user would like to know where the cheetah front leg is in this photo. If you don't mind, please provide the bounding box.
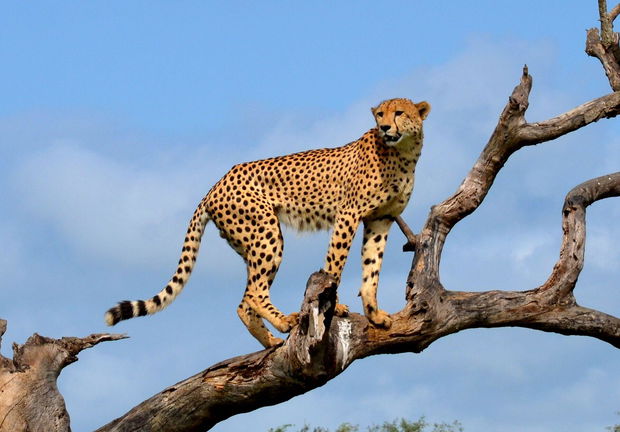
[360,217,394,328]
[324,211,361,316]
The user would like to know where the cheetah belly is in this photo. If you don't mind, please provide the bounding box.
[275,204,336,232]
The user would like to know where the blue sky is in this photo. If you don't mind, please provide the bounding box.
[1,1,619,431]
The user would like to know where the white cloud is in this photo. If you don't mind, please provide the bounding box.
[13,142,191,268]
[9,138,251,277]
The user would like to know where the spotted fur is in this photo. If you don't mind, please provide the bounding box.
[105,98,430,347]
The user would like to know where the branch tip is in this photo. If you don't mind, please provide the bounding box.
[610,3,620,22]
[394,216,417,252]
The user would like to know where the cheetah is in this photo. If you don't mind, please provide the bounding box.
[105,98,430,347]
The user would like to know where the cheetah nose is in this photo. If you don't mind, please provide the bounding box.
[380,125,391,132]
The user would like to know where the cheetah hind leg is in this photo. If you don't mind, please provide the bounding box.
[242,282,300,335]
[237,301,284,348]
[242,221,300,340]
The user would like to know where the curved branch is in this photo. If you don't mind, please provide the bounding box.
[517,92,620,145]
[447,173,620,348]
[408,67,620,293]
[542,173,620,299]
[95,173,620,431]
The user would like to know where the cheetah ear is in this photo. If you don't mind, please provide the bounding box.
[416,101,431,120]
[371,105,378,115]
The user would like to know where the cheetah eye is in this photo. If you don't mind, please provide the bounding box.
[376,111,384,118]
[394,111,404,116]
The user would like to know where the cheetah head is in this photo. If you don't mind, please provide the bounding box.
[371,98,430,147]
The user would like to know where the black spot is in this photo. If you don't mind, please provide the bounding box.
[152,295,162,306]
[166,285,174,295]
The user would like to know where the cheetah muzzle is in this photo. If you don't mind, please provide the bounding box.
[383,133,401,143]
[105,97,431,348]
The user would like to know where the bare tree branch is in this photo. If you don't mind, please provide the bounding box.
[394,215,417,252]
[518,91,620,144]
[599,0,614,45]
[610,3,620,23]
[587,1,620,90]
[95,167,620,432]
[0,320,126,432]
[96,272,354,432]
[96,47,620,432]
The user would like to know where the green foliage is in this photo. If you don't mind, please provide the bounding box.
[268,425,293,432]
[269,417,463,432]
[606,412,620,432]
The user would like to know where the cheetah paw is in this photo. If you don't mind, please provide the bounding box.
[276,312,300,333]
[369,309,392,329]
[267,336,285,347]
[335,303,349,317]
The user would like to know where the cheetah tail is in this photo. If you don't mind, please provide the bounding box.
[104,205,211,326]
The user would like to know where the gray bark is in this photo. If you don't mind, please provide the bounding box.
[0,319,125,432]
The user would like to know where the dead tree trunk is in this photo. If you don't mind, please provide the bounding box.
[0,319,125,432]
[2,3,620,431]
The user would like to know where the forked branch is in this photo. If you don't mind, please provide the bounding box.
[587,1,620,90]
[97,67,620,428]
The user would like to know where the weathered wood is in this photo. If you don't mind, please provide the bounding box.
[394,216,417,252]
[92,62,620,431]
[587,2,620,90]
[95,271,354,432]
[93,164,620,431]
[0,320,126,432]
